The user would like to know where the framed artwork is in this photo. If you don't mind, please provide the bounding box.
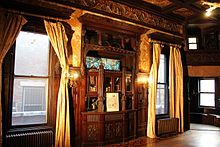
[106,92,119,112]
[89,75,97,92]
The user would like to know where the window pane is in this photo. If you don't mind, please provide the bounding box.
[188,37,197,43]
[14,31,49,76]
[158,54,165,83]
[200,93,215,107]
[156,84,168,115]
[200,80,215,92]
[12,78,48,126]
[189,44,197,50]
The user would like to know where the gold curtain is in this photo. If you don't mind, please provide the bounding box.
[0,11,26,143]
[169,46,184,132]
[147,43,162,138]
[44,20,71,147]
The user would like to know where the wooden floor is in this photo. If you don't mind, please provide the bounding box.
[108,123,220,147]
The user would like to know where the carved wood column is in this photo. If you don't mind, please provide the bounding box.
[136,33,151,137]
[98,64,104,112]
[132,56,136,110]
[122,67,126,111]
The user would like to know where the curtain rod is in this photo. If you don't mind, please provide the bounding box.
[149,38,182,48]
[5,8,68,22]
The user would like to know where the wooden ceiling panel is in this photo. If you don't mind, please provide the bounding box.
[142,0,173,8]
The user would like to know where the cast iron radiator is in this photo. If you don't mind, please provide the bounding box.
[5,130,54,147]
[157,118,179,136]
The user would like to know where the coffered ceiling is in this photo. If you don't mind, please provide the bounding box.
[113,0,220,31]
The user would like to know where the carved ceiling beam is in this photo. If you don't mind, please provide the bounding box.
[112,0,161,13]
[162,4,180,13]
[0,0,75,20]
[51,0,183,37]
[169,0,203,14]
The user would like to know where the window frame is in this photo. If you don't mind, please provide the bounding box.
[188,37,198,50]
[198,78,216,108]
[156,49,169,118]
[11,31,50,126]
[2,20,57,132]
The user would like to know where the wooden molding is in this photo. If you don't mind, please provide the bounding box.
[65,0,183,36]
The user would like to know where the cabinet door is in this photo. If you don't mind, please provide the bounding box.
[88,75,97,92]
[114,77,121,92]
[126,74,132,92]
[87,72,98,97]
[104,76,112,92]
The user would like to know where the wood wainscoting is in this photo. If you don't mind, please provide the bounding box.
[81,110,136,146]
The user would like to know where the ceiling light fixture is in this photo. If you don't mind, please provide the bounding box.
[202,1,220,17]
[205,6,216,16]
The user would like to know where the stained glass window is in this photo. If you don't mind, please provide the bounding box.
[86,56,120,71]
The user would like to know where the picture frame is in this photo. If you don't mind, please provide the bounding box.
[106,92,119,112]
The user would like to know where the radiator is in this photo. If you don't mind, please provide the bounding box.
[157,118,179,136]
[6,130,54,147]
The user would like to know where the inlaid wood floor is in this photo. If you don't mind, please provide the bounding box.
[108,124,220,147]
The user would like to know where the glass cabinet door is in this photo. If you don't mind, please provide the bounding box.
[88,75,97,92]
[126,74,132,92]
[114,77,121,92]
[104,77,112,92]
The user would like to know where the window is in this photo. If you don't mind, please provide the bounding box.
[199,79,215,107]
[12,31,49,126]
[188,37,198,50]
[156,54,169,115]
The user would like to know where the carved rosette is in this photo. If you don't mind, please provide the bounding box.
[68,0,183,35]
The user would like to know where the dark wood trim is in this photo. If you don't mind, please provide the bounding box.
[0,0,74,20]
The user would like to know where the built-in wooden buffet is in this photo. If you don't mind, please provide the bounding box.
[81,110,136,146]
[79,14,147,146]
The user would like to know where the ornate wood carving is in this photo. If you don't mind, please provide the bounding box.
[138,33,151,73]
[81,110,136,145]
[173,8,194,18]
[67,0,183,36]
[85,44,136,55]
[87,124,99,141]
[143,0,172,8]
[105,122,123,139]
